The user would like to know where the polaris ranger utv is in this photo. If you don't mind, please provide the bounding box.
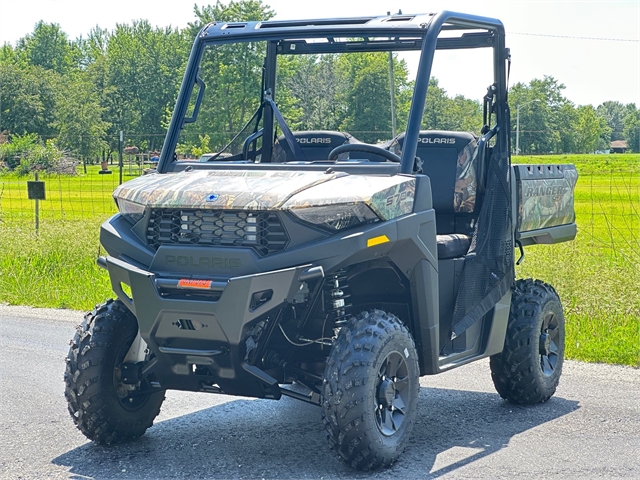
[65,11,578,470]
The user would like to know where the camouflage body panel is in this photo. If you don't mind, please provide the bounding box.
[114,169,415,220]
[387,131,478,212]
[453,138,478,213]
[283,175,415,221]
[114,169,346,210]
[514,164,578,232]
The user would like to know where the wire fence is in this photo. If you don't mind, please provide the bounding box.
[0,162,138,223]
[0,163,638,262]
[580,169,639,263]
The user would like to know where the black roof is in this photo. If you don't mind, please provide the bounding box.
[202,13,436,37]
[199,11,504,45]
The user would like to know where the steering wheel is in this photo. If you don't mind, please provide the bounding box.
[328,144,401,162]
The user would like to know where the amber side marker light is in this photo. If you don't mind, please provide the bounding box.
[367,235,390,247]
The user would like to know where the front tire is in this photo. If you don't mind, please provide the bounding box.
[490,279,565,405]
[64,299,165,444]
[322,310,420,470]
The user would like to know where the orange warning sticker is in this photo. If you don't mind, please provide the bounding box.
[177,279,213,289]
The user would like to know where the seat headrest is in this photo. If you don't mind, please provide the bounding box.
[392,130,477,154]
[277,131,355,149]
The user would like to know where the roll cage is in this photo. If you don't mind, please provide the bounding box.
[158,11,510,175]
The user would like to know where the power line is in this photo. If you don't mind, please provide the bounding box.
[512,32,639,43]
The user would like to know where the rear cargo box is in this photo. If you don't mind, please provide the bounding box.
[512,164,578,245]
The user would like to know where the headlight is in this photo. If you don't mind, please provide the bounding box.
[116,198,146,224]
[291,204,379,232]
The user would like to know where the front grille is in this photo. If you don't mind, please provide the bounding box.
[146,209,289,257]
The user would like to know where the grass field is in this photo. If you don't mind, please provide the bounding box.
[1,155,638,366]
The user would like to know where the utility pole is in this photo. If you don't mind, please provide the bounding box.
[119,131,123,185]
[388,51,397,138]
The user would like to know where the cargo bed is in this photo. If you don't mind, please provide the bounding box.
[512,164,578,246]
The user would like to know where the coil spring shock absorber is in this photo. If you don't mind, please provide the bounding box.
[324,270,352,325]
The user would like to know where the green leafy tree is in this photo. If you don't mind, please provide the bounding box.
[421,78,482,134]
[337,52,412,143]
[277,54,348,132]
[0,64,58,138]
[277,52,412,143]
[596,101,627,141]
[575,105,610,153]
[188,0,275,36]
[556,101,579,153]
[102,21,189,152]
[180,1,275,152]
[0,44,19,65]
[446,95,483,132]
[338,52,396,142]
[77,26,110,68]
[509,76,578,154]
[623,104,640,153]
[16,21,79,74]
[422,78,450,130]
[54,73,110,160]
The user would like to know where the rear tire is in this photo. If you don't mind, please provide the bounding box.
[322,310,420,470]
[490,279,565,405]
[64,299,165,444]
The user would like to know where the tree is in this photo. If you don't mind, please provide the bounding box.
[556,102,579,153]
[54,73,110,160]
[277,54,342,131]
[0,64,58,138]
[276,51,413,144]
[16,21,79,74]
[103,21,189,152]
[422,78,451,131]
[0,43,18,65]
[623,104,640,153]
[188,0,275,37]
[596,101,627,141]
[575,105,610,153]
[338,52,410,143]
[179,0,275,153]
[509,76,576,154]
[421,78,482,134]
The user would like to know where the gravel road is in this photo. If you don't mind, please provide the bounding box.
[0,305,638,479]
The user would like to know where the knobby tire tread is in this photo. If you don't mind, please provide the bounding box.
[64,299,165,445]
[322,309,419,470]
[490,278,565,405]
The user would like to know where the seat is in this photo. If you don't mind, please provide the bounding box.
[272,131,359,162]
[388,130,479,259]
[436,233,472,259]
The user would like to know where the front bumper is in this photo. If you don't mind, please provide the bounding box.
[101,255,319,398]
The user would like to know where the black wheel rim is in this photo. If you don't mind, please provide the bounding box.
[375,351,410,436]
[539,311,560,376]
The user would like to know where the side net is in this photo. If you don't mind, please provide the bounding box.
[450,109,514,339]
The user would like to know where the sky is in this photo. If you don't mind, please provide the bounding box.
[0,0,638,107]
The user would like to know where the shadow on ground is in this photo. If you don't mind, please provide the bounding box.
[53,387,579,479]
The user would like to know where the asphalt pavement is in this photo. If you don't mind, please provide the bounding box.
[0,305,638,479]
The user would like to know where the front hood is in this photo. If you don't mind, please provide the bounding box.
[114,170,343,210]
[114,169,415,220]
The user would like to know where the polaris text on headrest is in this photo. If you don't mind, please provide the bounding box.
[418,137,456,144]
